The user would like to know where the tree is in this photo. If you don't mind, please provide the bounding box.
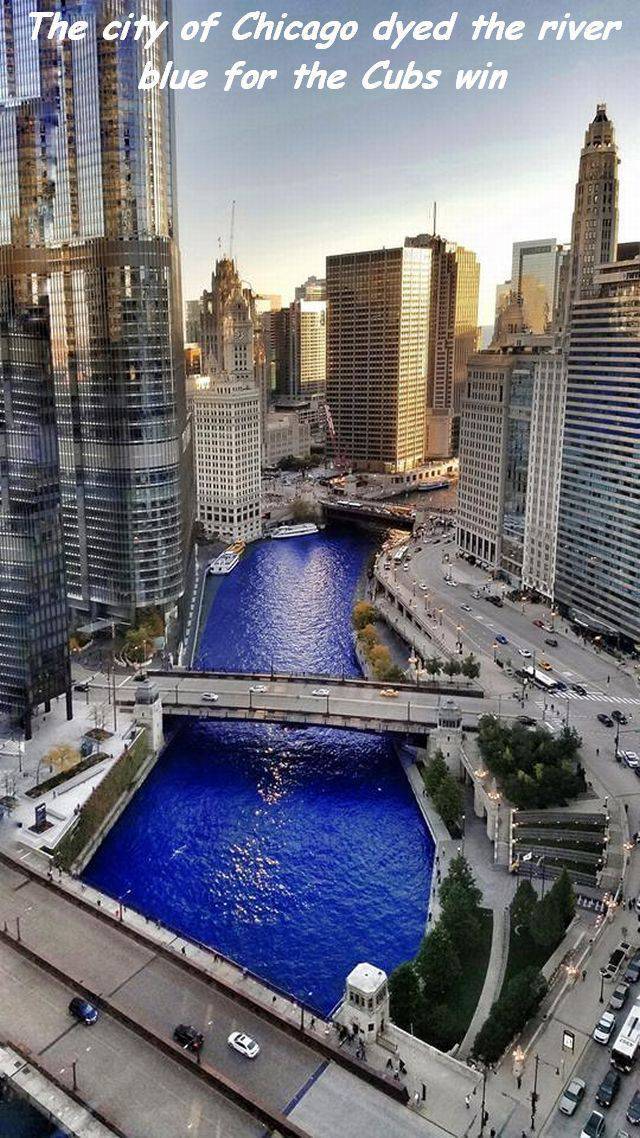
[352,601,378,630]
[45,744,81,773]
[369,644,392,679]
[358,623,378,648]
[440,880,482,948]
[416,920,460,997]
[434,776,463,832]
[547,869,576,929]
[528,891,565,948]
[510,880,538,932]
[473,967,546,1064]
[440,853,483,910]
[389,962,421,1031]
[443,658,461,678]
[422,750,448,796]
[424,656,443,677]
[460,653,481,680]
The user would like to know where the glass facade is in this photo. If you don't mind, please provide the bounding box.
[555,261,640,644]
[0,0,192,623]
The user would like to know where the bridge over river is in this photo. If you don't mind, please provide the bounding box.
[104,671,486,734]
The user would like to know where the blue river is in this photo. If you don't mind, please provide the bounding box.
[84,527,432,1013]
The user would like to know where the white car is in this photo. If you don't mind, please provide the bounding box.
[461,604,472,613]
[228,1031,260,1059]
[518,649,533,659]
[624,751,640,769]
[419,583,429,591]
[593,1010,617,1044]
[312,688,330,698]
[558,1077,586,1116]
[202,692,219,703]
[249,684,267,694]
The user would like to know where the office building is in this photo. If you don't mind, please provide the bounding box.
[189,375,262,542]
[0,266,72,738]
[555,257,640,644]
[185,300,202,344]
[295,277,326,301]
[563,105,619,322]
[264,409,311,467]
[201,258,256,384]
[0,0,192,625]
[522,352,567,599]
[289,298,327,398]
[511,240,565,334]
[326,243,432,473]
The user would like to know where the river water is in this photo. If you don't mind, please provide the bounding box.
[83,526,432,1013]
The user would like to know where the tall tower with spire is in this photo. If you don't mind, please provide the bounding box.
[563,104,619,323]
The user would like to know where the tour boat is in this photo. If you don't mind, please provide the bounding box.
[417,479,450,492]
[207,550,241,575]
[269,522,319,539]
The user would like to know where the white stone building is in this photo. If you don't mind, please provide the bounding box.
[522,352,567,599]
[263,409,311,468]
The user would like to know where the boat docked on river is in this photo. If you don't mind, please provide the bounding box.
[207,540,246,575]
[269,522,319,539]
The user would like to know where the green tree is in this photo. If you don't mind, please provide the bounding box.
[528,891,565,948]
[440,880,482,948]
[439,853,483,910]
[510,880,538,931]
[443,658,462,678]
[422,750,448,796]
[547,869,576,929]
[424,656,443,677]
[416,920,460,997]
[460,653,481,679]
[434,775,463,832]
[389,962,421,1031]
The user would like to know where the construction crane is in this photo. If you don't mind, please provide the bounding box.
[322,401,350,472]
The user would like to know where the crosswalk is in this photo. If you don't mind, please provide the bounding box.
[535,691,640,706]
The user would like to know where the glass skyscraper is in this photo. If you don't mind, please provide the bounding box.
[555,257,640,646]
[0,0,192,625]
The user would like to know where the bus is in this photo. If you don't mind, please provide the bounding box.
[520,665,560,693]
[393,545,408,564]
[611,1002,640,1072]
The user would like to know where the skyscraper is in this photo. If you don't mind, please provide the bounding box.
[326,243,432,473]
[0,262,72,738]
[0,0,192,625]
[288,298,327,398]
[555,256,640,645]
[522,352,567,599]
[563,105,620,322]
[510,240,565,334]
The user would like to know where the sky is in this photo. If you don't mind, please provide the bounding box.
[171,1,639,324]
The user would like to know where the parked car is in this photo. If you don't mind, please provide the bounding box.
[627,1090,640,1125]
[532,619,544,628]
[596,1070,621,1108]
[68,997,98,1025]
[379,689,399,699]
[202,692,219,703]
[227,1031,260,1059]
[173,1024,204,1053]
[609,982,630,1010]
[558,1077,586,1115]
[598,713,614,727]
[311,688,330,697]
[581,1110,606,1138]
[249,684,267,693]
[624,959,640,984]
[612,710,629,725]
[545,638,559,647]
[593,1011,617,1044]
[572,684,588,696]
[495,634,509,645]
[624,753,640,771]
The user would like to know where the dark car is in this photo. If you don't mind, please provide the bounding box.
[517,715,537,727]
[173,1024,204,1053]
[627,1090,640,1125]
[596,1069,621,1108]
[555,681,568,691]
[612,710,629,725]
[73,681,89,693]
[573,684,588,696]
[496,634,509,645]
[598,713,615,727]
[69,997,98,1025]
[625,960,640,984]
[545,638,559,647]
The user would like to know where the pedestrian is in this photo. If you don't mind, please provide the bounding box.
[517,1074,522,1089]
[465,1094,471,1109]
[490,1129,496,1137]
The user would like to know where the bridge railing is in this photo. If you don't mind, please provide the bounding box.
[145,668,484,698]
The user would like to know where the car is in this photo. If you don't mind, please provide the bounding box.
[545,638,559,647]
[609,982,630,1010]
[227,1031,260,1059]
[625,960,640,984]
[379,688,399,698]
[593,1011,617,1044]
[555,680,568,691]
[518,648,533,659]
[68,997,99,1025]
[311,688,330,697]
[495,634,509,645]
[539,660,553,671]
[597,1070,621,1109]
[624,753,640,770]
[517,715,537,727]
[472,590,482,599]
[461,604,472,613]
[249,684,267,693]
[202,692,219,703]
[447,580,458,588]
[582,1110,606,1138]
[559,1077,587,1115]
[627,1091,640,1126]
[419,583,429,591]
[598,713,615,727]
[532,619,544,628]
[573,684,588,696]
[173,1024,204,1052]
[73,680,89,693]
[612,710,629,725]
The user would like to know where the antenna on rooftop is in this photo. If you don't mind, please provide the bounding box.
[432,201,437,237]
[229,199,236,261]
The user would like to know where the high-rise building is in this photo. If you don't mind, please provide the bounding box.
[201,259,256,384]
[555,256,640,644]
[457,340,550,580]
[410,235,480,456]
[289,299,327,398]
[510,240,565,334]
[563,105,619,322]
[522,352,567,599]
[0,265,72,738]
[326,243,432,473]
[261,307,290,398]
[189,375,262,542]
[185,300,202,344]
[295,276,326,302]
[0,0,192,625]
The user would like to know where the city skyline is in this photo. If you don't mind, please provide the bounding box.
[173,0,639,324]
